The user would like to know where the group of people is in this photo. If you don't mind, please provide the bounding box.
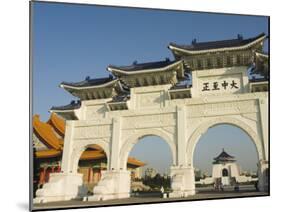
[214,182,240,191]
[214,182,225,191]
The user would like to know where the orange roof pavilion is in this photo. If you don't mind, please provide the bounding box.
[33,113,145,167]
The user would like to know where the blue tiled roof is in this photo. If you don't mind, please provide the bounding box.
[50,100,81,111]
[61,75,115,88]
[108,58,180,72]
[169,33,266,51]
[214,149,235,162]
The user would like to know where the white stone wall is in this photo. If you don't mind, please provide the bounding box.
[230,163,240,177]
[198,177,214,185]
[236,175,258,183]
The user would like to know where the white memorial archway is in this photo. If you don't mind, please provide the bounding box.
[34,33,269,203]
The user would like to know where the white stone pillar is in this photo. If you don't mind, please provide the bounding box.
[257,160,269,192]
[256,96,269,193]
[170,106,196,198]
[61,121,76,173]
[169,166,196,198]
[109,117,122,170]
[176,106,187,166]
[258,97,268,161]
[34,121,85,203]
[89,117,131,201]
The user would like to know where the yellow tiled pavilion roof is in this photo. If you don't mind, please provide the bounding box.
[33,115,63,150]
[47,113,65,137]
[127,157,146,167]
[33,114,145,167]
[35,149,61,158]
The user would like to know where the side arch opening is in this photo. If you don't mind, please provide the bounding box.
[120,130,176,197]
[75,144,108,195]
[192,124,260,191]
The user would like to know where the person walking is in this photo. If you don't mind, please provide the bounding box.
[160,186,165,197]
[220,182,224,191]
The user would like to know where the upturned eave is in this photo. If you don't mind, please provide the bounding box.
[107,60,184,77]
[168,34,266,55]
[60,79,119,90]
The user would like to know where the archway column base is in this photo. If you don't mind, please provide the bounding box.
[170,166,196,198]
[88,170,130,201]
[258,160,269,192]
[33,173,86,204]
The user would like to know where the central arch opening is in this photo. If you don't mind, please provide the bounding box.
[127,135,173,197]
[193,124,259,192]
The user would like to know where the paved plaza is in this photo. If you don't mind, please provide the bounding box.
[33,185,269,211]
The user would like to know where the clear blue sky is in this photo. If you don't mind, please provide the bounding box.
[32,2,268,175]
